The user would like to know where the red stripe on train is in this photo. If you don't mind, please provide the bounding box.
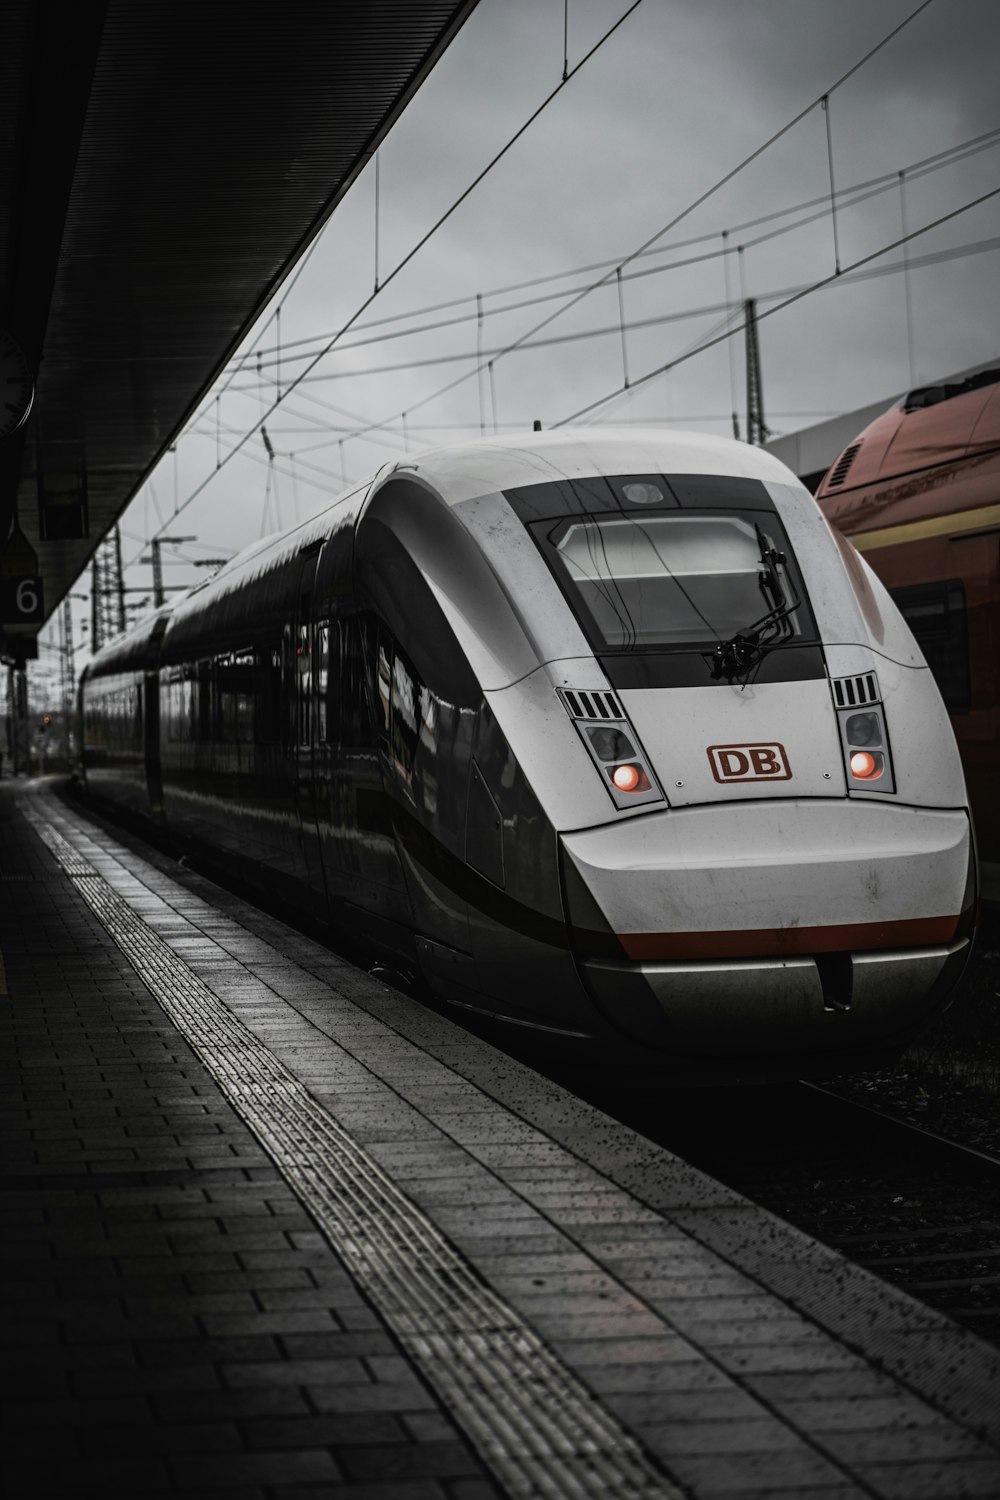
[618,915,960,962]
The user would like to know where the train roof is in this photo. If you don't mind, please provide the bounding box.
[159,430,805,631]
[817,369,1000,500]
[391,427,804,506]
[99,430,808,664]
[82,597,177,681]
[816,368,1000,543]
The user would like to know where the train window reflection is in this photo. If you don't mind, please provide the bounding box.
[390,644,420,778]
[316,624,329,743]
[337,617,376,748]
[215,651,256,744]
[547,513,803,650]
[257,646,281,743]
[376,641,392,737]
[297,624,311,747]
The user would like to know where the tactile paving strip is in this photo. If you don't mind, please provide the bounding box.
[30,812,684,1500]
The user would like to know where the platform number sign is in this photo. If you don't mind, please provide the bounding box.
[0,575,45,624]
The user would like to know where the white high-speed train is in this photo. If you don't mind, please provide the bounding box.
[81,430,975,1081]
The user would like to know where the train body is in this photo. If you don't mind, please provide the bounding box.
[817,368,1000,902]
[81,430,974,1081]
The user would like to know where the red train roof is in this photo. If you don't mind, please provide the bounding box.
[817,370,1000,543]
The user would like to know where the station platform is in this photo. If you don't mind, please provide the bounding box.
[3,778,1000,1500]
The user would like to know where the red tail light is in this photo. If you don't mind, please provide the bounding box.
[837,698,894,794]
[611,763,650,793]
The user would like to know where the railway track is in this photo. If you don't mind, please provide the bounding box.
[574,1073,1000,1347]
[795,1082,1000,1342]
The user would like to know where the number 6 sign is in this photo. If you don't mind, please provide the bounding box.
[0,574,45,624]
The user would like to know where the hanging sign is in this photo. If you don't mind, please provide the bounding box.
[39,471,89,541]
[0,575,45,624]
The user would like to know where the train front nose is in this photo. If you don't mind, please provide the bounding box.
[560,800,973,1073]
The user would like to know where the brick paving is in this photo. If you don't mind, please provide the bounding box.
[4,778,1000,1498]
[0,782,497,1500]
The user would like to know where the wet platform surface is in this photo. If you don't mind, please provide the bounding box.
[2,778,1000,1499]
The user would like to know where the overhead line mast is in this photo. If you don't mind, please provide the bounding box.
[90,527,126,651]
[744,298,769,446]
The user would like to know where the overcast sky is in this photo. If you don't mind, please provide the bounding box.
[59,0,1000,657]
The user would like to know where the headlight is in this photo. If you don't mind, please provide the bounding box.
[849,750,884,780]
[558,689,664,810]
[838,704,895,793]
[610,762,652,794]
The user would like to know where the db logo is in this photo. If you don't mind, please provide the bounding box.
[707,742,792,783]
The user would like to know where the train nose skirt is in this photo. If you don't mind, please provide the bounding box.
[581,942,967,1054]
[27,810,683,1500]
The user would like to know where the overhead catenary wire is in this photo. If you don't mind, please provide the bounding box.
[222,123,1000,370]
[129,0,647,568]
[443,0,939,367]
[134,0,944,567]
[275,0,940,409]
[261,385,411,451]
[191,410,841,441]
[217,211,996,382]
[822,95,842,274]
[553,183,1000,427]
[209,215,987,465]
[227,120,1000,383]
[722,229,740,438]
[900,169,917,386]
[195,0,953,466]
[175,217,997,521]
[210,232,1000,392]
[169,120,998,479]
[109,15,998,627]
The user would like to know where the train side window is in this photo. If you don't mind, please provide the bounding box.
[390,644,420,778]
[213,651,255,744]
[889,579,970,714]
[183,664,198,741]
[376,637,392,741]
[253,645,281,743]
[198,659,213,741]
[316,622,329,743]
[215,653,234,741]
[234,649,255,743]
[325,621,341,744]
[297,622,311,747]
[166,671,183,741]
[339,615,376,748]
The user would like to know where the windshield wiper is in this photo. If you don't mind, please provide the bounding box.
[710,525,801,683]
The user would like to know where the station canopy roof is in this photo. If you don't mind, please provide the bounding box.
[0,0,478,661]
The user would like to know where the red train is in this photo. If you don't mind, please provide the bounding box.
[816,368,1000,900]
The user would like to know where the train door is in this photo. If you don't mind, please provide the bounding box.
[142,612,170,820]
[294,598,330,911]
[313,612,416,962]
[287,545,330,913]
[143,668,162,816]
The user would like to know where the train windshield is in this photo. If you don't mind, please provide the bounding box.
[544,512,802,651]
